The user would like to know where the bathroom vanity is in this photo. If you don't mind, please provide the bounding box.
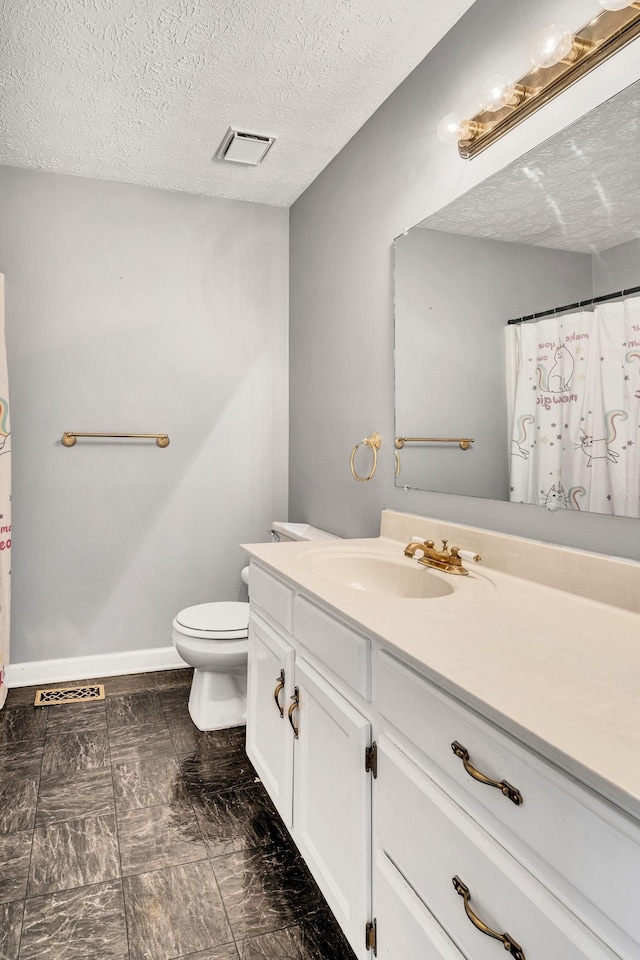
[242,510,640,960]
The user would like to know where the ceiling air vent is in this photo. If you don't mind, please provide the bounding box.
[215,128,276,166]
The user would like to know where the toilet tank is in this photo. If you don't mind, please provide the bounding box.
[243,522,339,590]
[270,521,340,542]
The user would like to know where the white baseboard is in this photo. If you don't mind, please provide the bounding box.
[7,646,186,688]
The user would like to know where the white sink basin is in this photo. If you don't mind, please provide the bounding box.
[307,552,455,599]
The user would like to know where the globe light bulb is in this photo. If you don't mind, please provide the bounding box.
[530,24,574,68]
[437,113,472,144]
[597,0,637,9]
[478,74,516,112]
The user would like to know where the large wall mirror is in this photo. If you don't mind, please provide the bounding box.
[394,78,640,519]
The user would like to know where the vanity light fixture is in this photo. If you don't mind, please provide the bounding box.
[437,3,640,158]
[598,0,640,9]
[436,113,478,144]
[529,24,580,69]
[478,75,528,113]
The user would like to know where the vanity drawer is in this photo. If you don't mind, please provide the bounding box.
[376,736,618,960]
[249,563,293,633]
[377,650,640,951]
[372,850,465,960]
[294,596,370,699]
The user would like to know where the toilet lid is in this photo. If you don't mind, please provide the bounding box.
[176,601,249,635]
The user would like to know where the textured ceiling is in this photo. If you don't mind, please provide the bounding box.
[0,0,474,206]
[423,79,640,253]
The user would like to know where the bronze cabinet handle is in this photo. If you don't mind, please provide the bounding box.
[451,741,523,806]
[273,670,285,718]
[288,687,299,739]
[452,877,525,960]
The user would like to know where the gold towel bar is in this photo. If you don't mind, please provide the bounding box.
[395,436,474,451]
[61,432,170,448]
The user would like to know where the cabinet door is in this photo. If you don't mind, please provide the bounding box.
[292,658,371,960]
[246,614,295,828]
[372,851,465,960]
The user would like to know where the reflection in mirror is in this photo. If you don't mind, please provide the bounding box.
[394,78,640,519]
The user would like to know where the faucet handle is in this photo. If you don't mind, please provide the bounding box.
[457,548,482,563]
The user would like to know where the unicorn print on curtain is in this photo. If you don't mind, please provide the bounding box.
[508,296,640,518]
[0,276,10,710]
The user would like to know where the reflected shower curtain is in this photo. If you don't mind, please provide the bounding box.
[0,276,10,710]
[508,298,640,517]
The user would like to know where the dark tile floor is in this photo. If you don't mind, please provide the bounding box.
[0,670,357,960]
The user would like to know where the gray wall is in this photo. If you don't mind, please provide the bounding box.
[0,166,289,664]
[593,238,640,295]
[394,228,592,497]
[289,0,640,561]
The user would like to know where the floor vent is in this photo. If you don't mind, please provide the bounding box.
[34,684,106,707]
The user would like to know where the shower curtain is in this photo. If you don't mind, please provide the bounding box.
[0,276,10,710]
[508,297,640,517]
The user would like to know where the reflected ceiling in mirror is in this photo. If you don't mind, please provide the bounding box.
[394,79,640,519]
[424,79,640,253]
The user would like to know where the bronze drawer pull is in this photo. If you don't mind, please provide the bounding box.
[273,670,285,718]
[452,876,525,960]
[451,741,523,805]
[288,687,300,739]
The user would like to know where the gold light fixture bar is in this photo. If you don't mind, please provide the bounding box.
[459,6,640,159]
[395,437,474,451]
[61,432,170,447]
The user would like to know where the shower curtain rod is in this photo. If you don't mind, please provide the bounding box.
[507,283,640,326]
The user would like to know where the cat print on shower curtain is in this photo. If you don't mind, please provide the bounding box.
[536,343,576,393]
[578,410,627,467]
[509,301,640,518]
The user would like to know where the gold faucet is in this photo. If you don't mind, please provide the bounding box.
[404,539,480,576]
[403,541,428,560]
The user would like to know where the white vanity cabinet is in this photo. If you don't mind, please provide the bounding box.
[246,613,295,828]
[246,559,640,960]
[374,736,620,960]
[375,650,640,956]
[292,657,371,956]
[246,566,372,960]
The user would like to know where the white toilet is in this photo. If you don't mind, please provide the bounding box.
[172,521,338,731]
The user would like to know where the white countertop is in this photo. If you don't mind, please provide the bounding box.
[242,534,640,820]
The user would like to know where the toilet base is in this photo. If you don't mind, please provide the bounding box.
[188,666,247,731]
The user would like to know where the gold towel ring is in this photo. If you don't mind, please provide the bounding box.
[394,450,400,478]
[350,432,381,482]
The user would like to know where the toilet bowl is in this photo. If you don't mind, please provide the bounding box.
[172,522,339,731]
[172,601,250,731]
